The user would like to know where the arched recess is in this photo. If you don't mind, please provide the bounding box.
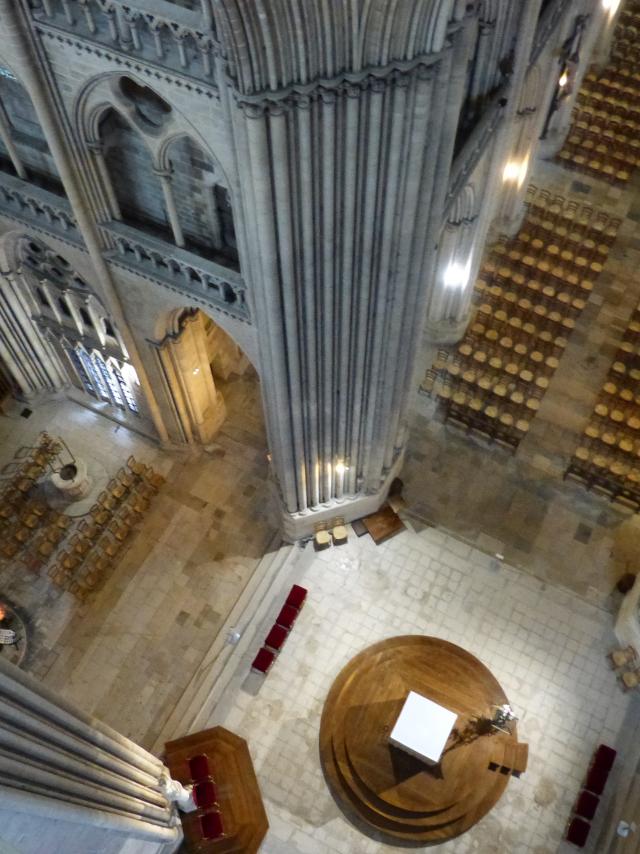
[0,234,144,421]
[153,307,263,447]
[99,107,171,242]
[0,65,63,194]
[161,134,238,265]
[76,73,240,271]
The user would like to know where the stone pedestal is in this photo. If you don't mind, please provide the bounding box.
[49,459,91,500]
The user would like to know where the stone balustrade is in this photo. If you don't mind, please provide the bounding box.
[28,0,217,85]
[103,220,249,322]
[0,171,81,244]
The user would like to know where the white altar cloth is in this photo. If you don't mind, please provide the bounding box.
[389,691,457,764]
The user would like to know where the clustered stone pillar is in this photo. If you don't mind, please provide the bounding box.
[0,657,181,849]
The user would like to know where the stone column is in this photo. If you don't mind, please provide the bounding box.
[221,3,471,536]
[0,0,170,442]
[0,657,181,850]
[154,168,185,248]
[87,140,122,220]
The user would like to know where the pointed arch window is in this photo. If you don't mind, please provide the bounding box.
[109,358,139,413]
[66,344,97,398]
[92,350,124,408]
[79,307,93,329]
[58,296,72,317]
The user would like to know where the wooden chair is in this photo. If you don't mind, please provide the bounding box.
[331,519,348,545]
[126,455,146,478]
[69,534,91,559]
[314,527,331,551]
[108,478,127,502]
[147,470,166,490]
[116,467,135,490]
[608,645,637,668]
[99,536,122,560]
[108,520,131,543]
[90,504,110,527]
[0,540,20,559]
[78,519,101,542]
[621,668,640,691]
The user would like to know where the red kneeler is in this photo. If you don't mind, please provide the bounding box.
[574,790,599,821]
[566,817,590,848]
[585,764,608,796]
[187,753,210,783]
[285,584,307,610]
[264,623,288,653]
[193,779,219,809]
[200,810,224,841]
[593,744,616,773]
[275,604,298,630]
[251,647,275,674]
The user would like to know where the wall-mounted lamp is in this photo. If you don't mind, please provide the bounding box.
[602,0,621,14]
[192,367,200,375]
[443,260,471,289]
[558,69,569,88]
[335,461,349,475]
[502,155,530,188]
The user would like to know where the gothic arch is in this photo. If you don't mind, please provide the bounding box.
[75,73,231,186]
[153,305,261,446]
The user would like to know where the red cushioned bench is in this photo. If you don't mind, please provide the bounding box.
[566,816,590,848]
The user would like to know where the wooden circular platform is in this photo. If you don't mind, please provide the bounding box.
[319,636,516,846]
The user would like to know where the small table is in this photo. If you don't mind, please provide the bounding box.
[389,691,458,764]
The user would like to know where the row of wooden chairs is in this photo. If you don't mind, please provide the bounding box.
[423,188,615,449]
[59,457,165,600]
[524,187,621,243]
[559,46,640,185]
[421,190,617,449]
[566,296,640,510]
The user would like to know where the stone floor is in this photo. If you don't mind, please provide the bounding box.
[0,370,279,748]
[210,522,637,854]
[405,160,640,610]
